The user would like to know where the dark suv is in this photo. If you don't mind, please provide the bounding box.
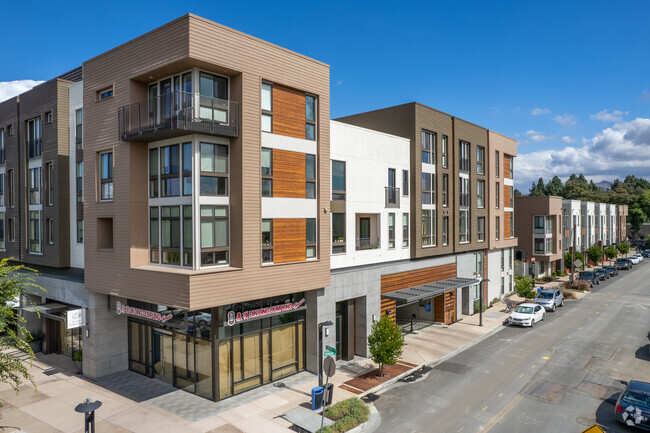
[616,258,632,270]
[594,268,608,280]
[604,266,618,277]
[577,271,599,286]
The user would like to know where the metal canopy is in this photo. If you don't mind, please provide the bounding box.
[382,277,480,306]
[20,303,68,314]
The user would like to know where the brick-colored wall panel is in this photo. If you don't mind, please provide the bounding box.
[503,154,511,179]
[380,263,457,294]
[273,149,306,198]
[444,290,456,324]
[272,84,306,139]
[504,184,511,208]
[504,212,512,239]
[273,218,306,263]
[381,298,396,323]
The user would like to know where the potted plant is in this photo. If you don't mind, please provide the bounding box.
[25,331,42,353]
[73,349,83,373]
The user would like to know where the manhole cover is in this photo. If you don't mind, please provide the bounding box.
[576,416,597,426]
[525,380,565,403]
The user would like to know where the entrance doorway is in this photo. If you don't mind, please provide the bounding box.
[335,300,355,361]
[152,329,173,384]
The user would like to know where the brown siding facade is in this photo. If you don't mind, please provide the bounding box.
[380,263,457,294]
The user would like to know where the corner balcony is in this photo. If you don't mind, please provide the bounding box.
[118,91,239,142]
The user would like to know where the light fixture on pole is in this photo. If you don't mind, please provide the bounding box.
[318,320,333,387]
[479,279,490,327]
[75,398,102,433]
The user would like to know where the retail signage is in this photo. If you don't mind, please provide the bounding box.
[226,298,305,326]
[66,309,87,329]
[115,301,173,323]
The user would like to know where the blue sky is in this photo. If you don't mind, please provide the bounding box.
[2,0,650,190]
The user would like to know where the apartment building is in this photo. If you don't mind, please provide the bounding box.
[562,200,583,255]
[513,196,563,278]
[618,205,628,242]
[595,202,607,246]
[3,14,331,402]
[582,201,596,248]
[333,102,517,340]
[607,203,617,245]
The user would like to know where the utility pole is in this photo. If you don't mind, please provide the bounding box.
[571,221,576,283]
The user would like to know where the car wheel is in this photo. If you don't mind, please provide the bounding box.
[542,313,546,321]
[551,304,556,312]
[530,319,535,327]
[560,299,564,307]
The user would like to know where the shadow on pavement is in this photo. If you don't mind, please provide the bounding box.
[594,391,638,433]
[635,344,650,361]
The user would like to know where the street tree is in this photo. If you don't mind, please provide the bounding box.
[617,241,630,257]
[514,276,536,300]
[563,251,584,271]
[604,245,617,264]
[367,314,404,377]
[0,259,45,393]
[586,244,604,266]
[628,205,646,238]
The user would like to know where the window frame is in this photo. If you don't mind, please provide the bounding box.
[75,109,83,149]
[27,117,42,159]
[442,216,449,246]
[477,216,485,242]
[459,209,470,243]
[496,216,500,240]
[388,213,395,249]
[495,150,499,177]
[421,130,436,164]
[0,129,5,164]
[477,179,485,208]
[200,205,230,266]
[305,94,317,141]
[402,169,409,196]
[99,151,114,201]
[199,142,229,197]
[97,86,114,101]
[421,209,436,247]
[442,174,448,207]
[477,146,485,175]
[441,135,448,168]
[261,82,273,133]
[262,219,273,263]
[421,172,435,205]
[29,167,42,205]
[46,162,54,206]
[402,213,409,247]
[29,210,42,254]
[496,182,500,208]
[262,147,273,197]
[332,213,346,254]
[305,154,316,199]
[306,218,317,259]
[331,160,346,200]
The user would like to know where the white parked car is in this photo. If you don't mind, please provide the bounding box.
[632,253,643,262]
[629,255,640,265]
[508,303,546,327]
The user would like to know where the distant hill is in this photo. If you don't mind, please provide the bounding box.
[595,180,612,191]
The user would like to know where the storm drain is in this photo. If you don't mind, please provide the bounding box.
[524,380,566,403]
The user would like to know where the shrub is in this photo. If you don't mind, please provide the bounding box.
[560,289,577,300]
[490,297,501,307]
[562,280,590,291]
[473,300,487,314]
[73,349,83,362]
[514,276,536,299]
[25,331,42,343]
[539,275,555,283]
[319,398,370,433]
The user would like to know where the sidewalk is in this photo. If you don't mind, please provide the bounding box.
[0,304,514,433]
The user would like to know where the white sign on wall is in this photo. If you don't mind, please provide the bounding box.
[67,309,87,330]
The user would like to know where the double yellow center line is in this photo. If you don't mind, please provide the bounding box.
[478,394,523,433]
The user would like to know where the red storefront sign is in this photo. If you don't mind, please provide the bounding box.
[227,298,305,326]
[116,301,173,323]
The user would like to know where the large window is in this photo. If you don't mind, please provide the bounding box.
[262,219,273,263]
[160,144,180,197]
[459,210,469,243]
[27,118,42,159]
[478,216,485,242]
[305,95,316,140]
[77,220,83,243]
[402,213,409,247]
[534,216,545,234]
[332,160,345,200]
[199,72,228,122]
[508,186,514,207]
[262,148,273,197]
[422,173,435,204]
[422,209,435,246]
[305,154,316,199]
[477,180,485,208]
[509,156,514,179]
[100,151,113,201]
[29,211,42,253]
[29,167,42,205]
[306,218,316,258]
[460,177,470,207]
[388,213,395,249]
[477,146,485,174]
[421,130,436,164]
[332,213,345,253]
[201,205,229,265]
[261,82,273,132]
[459,141,470,172]
[200,143,228,196]
[534,238,545,254]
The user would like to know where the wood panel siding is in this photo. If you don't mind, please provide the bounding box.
[380,263,457,294]
[273,149,306,198]
[82,14,330,309]
[504,212,512,239]
[381,298,396,323]
[503,154,511,179]
[273,218,306,263]
[433,295,444,322]
[504,184,511,209]
[272,84,306,139]
[444,290,456,324]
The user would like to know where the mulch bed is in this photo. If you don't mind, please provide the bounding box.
[340,361,417,394]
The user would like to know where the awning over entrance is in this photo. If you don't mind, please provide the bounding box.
[382,277,480,305]
[20,303,68,314]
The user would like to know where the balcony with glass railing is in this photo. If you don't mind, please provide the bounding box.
[385,186,400,208]
[118,91,239,141]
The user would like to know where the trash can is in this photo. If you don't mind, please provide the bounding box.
[311,386,324,411]
[324,383,334,406]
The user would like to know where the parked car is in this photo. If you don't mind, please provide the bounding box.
[594,268,609,280]
[616,258,632,270]
[642,250,650,258]
[577,271,599,286]
[632,253,644,262]
[604,266,619,277]
[534,289,564,312]
[508,303,546,327]
[629,255,641,265]
[615,380,650,429]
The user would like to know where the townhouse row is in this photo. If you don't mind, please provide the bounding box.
[1,14,518,402]
[513,195,628,278]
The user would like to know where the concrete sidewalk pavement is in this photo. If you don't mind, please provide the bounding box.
[0,303,513,433]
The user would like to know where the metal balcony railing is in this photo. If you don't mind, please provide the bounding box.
[385,186,400,208]
[459,157,470,172]
[118,91,239,141]
[356,237,380,250]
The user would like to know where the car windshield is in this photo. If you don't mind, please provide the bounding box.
[515,306,533,314]
[579,272,592,277]
[617,259,626,262]
[622,390,650,407]
[595,269,604,273]
[537,293,553,299]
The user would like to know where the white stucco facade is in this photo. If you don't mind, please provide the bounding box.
[581,201,595,249]
[487,248,514,301]
[562,200,582,254]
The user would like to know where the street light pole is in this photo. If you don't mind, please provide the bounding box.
[317,320,333,387]
[479,279,490,327]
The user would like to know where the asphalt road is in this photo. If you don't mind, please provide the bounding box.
[371,261,650,433]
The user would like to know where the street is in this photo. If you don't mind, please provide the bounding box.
[371,262,650,433]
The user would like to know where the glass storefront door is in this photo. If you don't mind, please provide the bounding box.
[152,329,173,384]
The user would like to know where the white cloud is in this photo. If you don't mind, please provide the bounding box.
[0,80,44,103]
[516,118,650,190]
[525,129,552,142]
[554,113,577,126]
[531,107,551,115]
[590,109,625,122]
[561,136,576,143]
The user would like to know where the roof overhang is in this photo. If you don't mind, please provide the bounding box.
[382,277,480,306]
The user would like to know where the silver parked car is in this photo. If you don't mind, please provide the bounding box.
[534,289,564,312]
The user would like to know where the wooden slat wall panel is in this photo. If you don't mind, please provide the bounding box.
[503,154,511,179]
[272,84,305,139]
[444,290,456,324]
[380,263,457,294]
[504,184,511,209]
[273,218,306,263]
[504,212,512,239]
[433,295,444,322]
[381,298,396,323]
[273,149,305,198]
